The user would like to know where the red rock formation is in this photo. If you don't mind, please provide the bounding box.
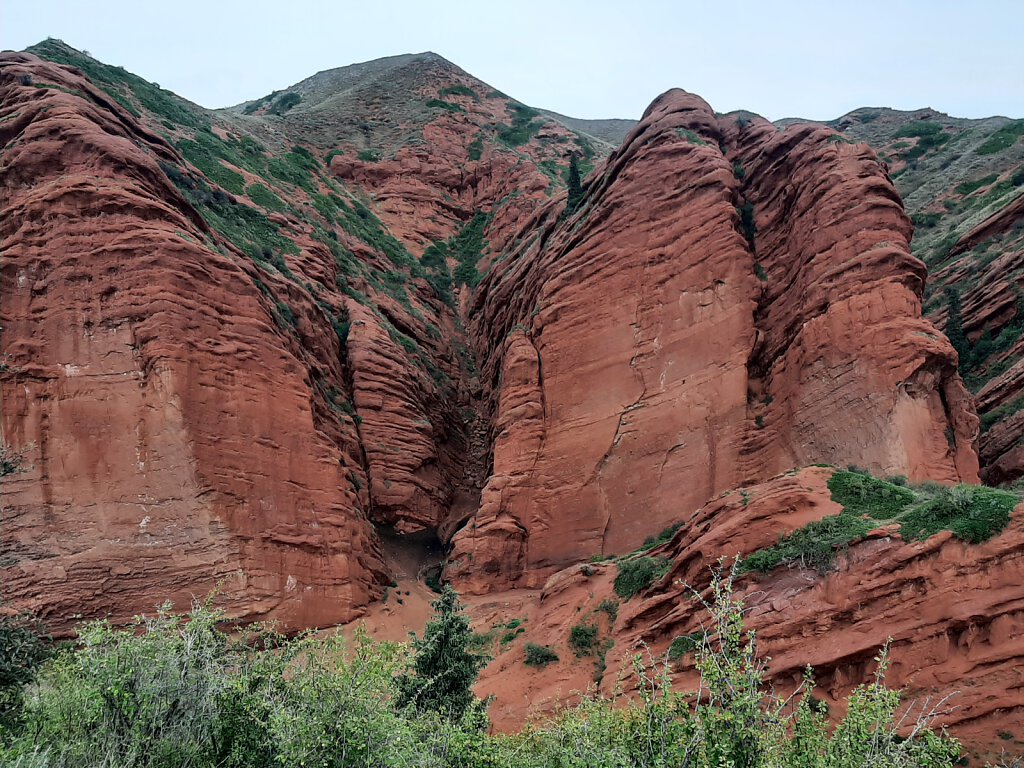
[0,52,388,632]
[472,468,1024,756]
[4,43,1019,754]
[448,90,978,591]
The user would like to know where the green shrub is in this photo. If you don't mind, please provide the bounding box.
[242,90,278,114]
[0,442,25,476]
[614,556,670,599]
[642,522,682,549]
[524,643,559,667]
[500,627,525,644]
[895,121,945,139]
[270,91,301,115]
[357,149,381,162]
[0,571,962,766]
[177,138,247,195]
[739,514,873,574]
[497,103,543,147]
[955,173,999,196]
[977,120,1024,155]
[440,85,479,100]
[827,470,916,519]
[980,396,1024,432]
[744,469,1019,576]
[448,211,489,288]
[668,632,703,661]
[515,569,960,767]
[568,624,599,657]
[596,599,618,623]
[245,183,286,213]
[267,148,318,194]
[676,128,708,146]
[162,161,299,260]
[899,485,1016,543]
[737,201,756,246]
[29,39,207,129]
[0,613,49,732]
[912,211,942,229]
[425,98,463,113]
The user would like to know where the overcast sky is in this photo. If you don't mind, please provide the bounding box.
[4,0,1021,121]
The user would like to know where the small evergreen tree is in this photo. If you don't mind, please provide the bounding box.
[395,585,487,721]
[566,153,583,213]
[944,286,970,372]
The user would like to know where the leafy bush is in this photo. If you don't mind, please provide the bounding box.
[744,469,1018,576]
[420,242,454,305]
[448,212,489,288]
[981,396,1024,432]
[912,212,942,229]
[242,89,278,114]
[676,128,708,145]
[668,632,703,661]
[467,135,484,161]
[895,121,945,139]
[336,198,420,275]
[568,624,599,657]
[523,643,559,667]
[266,147,319,194]
[162,161,299,261]
[0,443,25,477]
[827,470,916,519]
[515,569,960,768]
[614,556,670,599]
[0,614,49,733]
[177,137,247,195]
[739,513,873,574]
[899,485,1017,543]
[0,571,963,767]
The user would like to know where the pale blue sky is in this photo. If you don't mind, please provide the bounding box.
[4,0,1021,121]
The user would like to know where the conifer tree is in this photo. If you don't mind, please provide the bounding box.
[395,584,486,720]
[566,152,583,212]
[944,286,970,372]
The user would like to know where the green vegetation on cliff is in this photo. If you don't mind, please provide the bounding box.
[740,470,1018,574]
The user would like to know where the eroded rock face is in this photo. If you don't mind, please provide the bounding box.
[838,108,1024,486]
[448,90,978,590]
[471,468,1024,755]
[4,43,1019,754]
[0,52,388,631]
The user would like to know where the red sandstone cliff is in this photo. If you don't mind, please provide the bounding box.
[0,51,394,628]
[2,42,1022,753]
[447,90,978,592]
